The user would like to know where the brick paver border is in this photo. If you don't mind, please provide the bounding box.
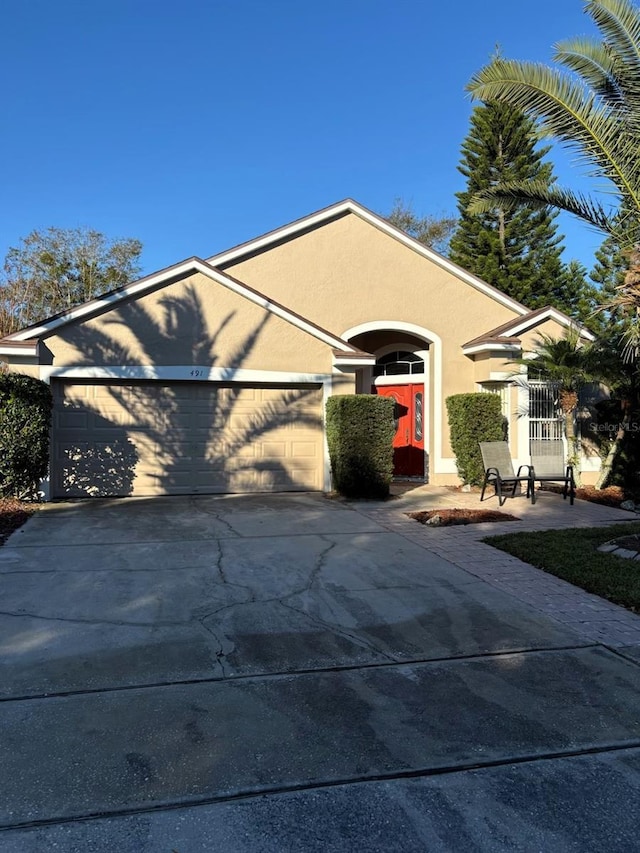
[354,494,640,656]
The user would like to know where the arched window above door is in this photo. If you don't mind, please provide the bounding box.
[373,350,425,377]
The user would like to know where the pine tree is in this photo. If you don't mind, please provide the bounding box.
[449,101,571,311]
[552,260,601,332]
[589,228,637,337]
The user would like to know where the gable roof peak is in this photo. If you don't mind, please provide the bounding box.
[3,256,360,356]
[208,198,531,317]
[462,304,595,354]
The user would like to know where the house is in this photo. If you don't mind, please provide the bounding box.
[0,199,597,499]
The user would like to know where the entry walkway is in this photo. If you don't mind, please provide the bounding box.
[354,485,640,653]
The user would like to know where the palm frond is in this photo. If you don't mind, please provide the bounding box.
[587,0,640,98]
[553,37,626,106]
[468,59,640,213]
[467,179,616,233]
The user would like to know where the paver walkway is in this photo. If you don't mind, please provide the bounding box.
[354,485,640,655]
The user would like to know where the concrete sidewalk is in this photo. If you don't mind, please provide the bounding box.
[0,491,639,851]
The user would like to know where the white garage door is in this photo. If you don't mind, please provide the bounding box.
[51,380,324,498]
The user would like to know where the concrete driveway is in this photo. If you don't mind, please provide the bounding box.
[1,493,639,851]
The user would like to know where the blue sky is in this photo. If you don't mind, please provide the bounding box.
[1,0,607,277]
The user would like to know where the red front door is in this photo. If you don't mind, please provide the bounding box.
[375,384,425,477]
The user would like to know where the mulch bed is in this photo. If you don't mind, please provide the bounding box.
[541,484,626,507]
[448,483,628,508]
[408,508,519,526]
[0,498,36,545]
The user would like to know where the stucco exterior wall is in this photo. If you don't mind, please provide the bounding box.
[331,373,357,395]
[223,212,524,475]
[3,210,596,490]
[40,272,334,376]
[518,317,572,352]
[222,214,520,337]
[2,361,40,378]
[472,352,518,382]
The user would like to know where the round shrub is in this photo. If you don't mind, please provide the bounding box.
[0,371,53,499]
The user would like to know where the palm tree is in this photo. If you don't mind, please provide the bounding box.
[466,0,640,330]
[512,328,599,474]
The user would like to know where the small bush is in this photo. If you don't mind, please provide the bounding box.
[446,393,505,485]
[0,372,53,499]
[326,395,395,499]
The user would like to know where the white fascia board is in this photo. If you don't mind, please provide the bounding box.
[332,356,376,367]
[355,209,529,316]
[209,200,530,317]
[8,260,201,341]
[208,201,356,266]
[0,344,38,356]
[39,365,333,385]
[9,258,357,355]
[506,308,596,341]
[462,343,521,356]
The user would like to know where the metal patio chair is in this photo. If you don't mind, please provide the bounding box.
[530,439,576,505]
[479,441,535,506]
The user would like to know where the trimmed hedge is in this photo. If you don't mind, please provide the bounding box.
[326,395,395,499]
[446,393,505,486]
[0,372,53,499]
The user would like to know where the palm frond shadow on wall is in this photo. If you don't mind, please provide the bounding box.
[51,285,322,497]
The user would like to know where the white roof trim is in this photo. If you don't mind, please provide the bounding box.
[6,260,201,341]
[7,258,358,354]
[208,199,530,317]
[0,343,38,356]
[5,199,533,350]
[40,365,333,385]
[462,342,522,356]
[499,307,596,342]
[331,355,376,367]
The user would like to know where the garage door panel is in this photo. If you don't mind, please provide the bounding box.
[54,438,140,498]
[52,381,323,498]
[291,441,318,457]
[260,441,288,458]
[56,410,89,430]
[235,444,256,458]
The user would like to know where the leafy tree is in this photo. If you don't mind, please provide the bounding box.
[466,0,640,340]
[448,100,585,313]
[385,199,457,255]
[1,227,143,334]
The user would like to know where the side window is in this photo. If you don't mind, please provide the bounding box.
[414,392,423,441]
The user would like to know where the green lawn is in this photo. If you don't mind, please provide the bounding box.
[484,522,640,614]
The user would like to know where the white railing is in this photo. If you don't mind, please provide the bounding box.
[528,381,563,446]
